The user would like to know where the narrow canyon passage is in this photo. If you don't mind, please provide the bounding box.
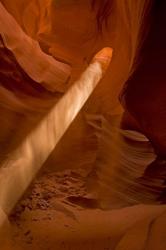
[1,1,166,249]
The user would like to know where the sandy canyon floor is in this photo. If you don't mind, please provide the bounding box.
[6,167,166,250]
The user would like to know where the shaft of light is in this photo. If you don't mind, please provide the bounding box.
[0,61,103,215]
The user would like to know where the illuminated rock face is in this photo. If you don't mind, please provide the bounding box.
[0,2,71,93]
